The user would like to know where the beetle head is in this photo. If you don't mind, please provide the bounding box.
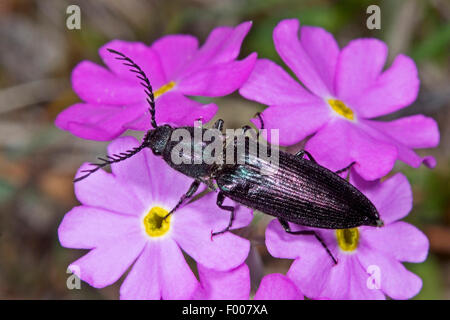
[144,125,173,155]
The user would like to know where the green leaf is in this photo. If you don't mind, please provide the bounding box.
[0,179,15,204]
[411,23,450,61]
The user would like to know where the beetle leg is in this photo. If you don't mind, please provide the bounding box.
[211,192,235,237]
[295,150,305,158]
[240,125,259,141]
[278,218,338,265]
[335,161,356,175]
[295,150,318,164]
[163,180,201,220]
[241,125,252,134]
[213,119,225,132]
[253,112,265,141]
[200,177,217,191]
[254,112,265,130]
[226,125,258,150]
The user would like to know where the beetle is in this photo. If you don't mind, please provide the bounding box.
[74,49,384,264]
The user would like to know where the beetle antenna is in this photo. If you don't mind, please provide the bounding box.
[74,142,149,183]
[107,48,157,129]
[74,131,152,183]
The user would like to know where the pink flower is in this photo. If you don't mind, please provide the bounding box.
[192,263,251,300]
[58,136,253,299]
[192,263,304,300]
[254,273,304,300]
[56,22,256,141]
[265,172,429,300]
[240,19,439,180]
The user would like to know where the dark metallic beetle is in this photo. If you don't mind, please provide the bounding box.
[75,49,384,264]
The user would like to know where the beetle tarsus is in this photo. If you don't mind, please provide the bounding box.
[295,150,318,164]
[213,119,225,132]
[254,112,264,130]
[335,161,356,175]
[211,192,235,236]
[163,180,201,220]
[278,218,338,265]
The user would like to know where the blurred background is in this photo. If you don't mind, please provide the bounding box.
[0,0,449,299]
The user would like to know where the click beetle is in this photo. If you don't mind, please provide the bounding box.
[74,49,384,264]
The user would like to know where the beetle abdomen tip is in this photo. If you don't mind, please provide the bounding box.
[376,219,384,228]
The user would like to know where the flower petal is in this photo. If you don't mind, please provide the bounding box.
[366,115,439,149]
[106,136,154,207]
[254,273,304,300]
[347,54,419,118]
[182,21,252,77]
[347,256,385,300]
[178,53,257,97]
[120,243,161,300]
[250,102,331,146]
[335,39,388,103]
[362,221,429,263]
[300,26,340,95]
[350,172,412,225]
[305,120,398,180]
[55,102,146,141]
[286,253,338,299]
[362,116,439,168]
[273,19,333,97]
[172,192,251,271]
[193,263,250,300]
[74,163,147,216]
[99,40,166,88]
[152,35,199,80]
[158,239,199,299]
[358,249,423,299]
[313,256,353,299]
[68,233,146,288]
[125,92,218,130]
[239,59,320,106]
[71,61,144,105]
[140,151,206,211]
[58,206,141,249]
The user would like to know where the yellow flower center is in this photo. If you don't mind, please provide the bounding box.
[154,81,176,98]
[143,207,171,237]
[328,99,355,120]
[336,228,359,252]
